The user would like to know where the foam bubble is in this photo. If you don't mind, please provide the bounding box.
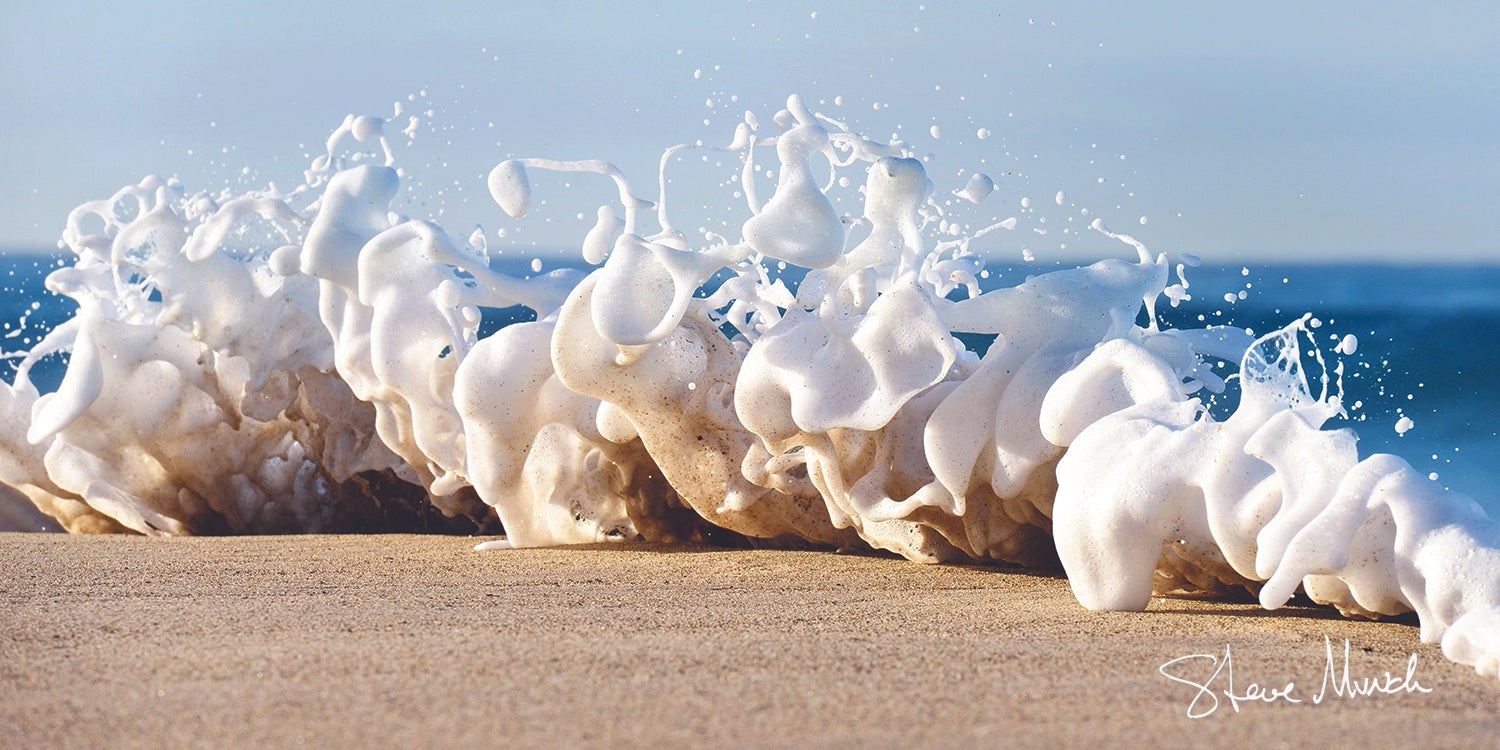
[957,173,994,203]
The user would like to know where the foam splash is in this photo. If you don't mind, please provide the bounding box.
[2,95,1497,680]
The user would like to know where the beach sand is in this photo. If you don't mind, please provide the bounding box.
[2,532,1495,748]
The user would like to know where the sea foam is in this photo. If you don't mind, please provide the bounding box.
[1,94,1497,681]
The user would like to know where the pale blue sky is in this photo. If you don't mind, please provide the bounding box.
[3,1,1498,263]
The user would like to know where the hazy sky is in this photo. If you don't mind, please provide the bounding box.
[3,0,1498,264]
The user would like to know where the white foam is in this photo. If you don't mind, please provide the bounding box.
[4,94,1497,681]
[956,173,995,203]
[1396,415,1415,435]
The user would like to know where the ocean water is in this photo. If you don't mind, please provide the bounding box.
[0,255,76,392]
[4,252,1497,518]
[1161,263,1500,520]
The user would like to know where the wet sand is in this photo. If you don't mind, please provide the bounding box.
[2,533,1496,748]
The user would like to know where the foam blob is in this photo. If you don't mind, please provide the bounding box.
[957,173,994,203]
[487,161,532,219]
[740,98,846,268]
[1396,415,1415,435]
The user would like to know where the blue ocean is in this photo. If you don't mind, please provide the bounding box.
[4,253,1497,518]
[1162,263,1500,521]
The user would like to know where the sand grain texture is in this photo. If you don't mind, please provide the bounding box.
[2,533,1497,748]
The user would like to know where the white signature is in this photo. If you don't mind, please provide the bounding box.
[1159,636,1432,718]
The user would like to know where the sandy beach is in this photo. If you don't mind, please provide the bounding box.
[2,533,1495,748]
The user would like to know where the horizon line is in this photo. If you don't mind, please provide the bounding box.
[3,246,1497,269]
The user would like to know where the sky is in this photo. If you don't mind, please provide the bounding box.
[3,0,1498,264]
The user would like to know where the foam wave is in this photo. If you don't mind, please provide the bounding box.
[2,95,1496,680]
